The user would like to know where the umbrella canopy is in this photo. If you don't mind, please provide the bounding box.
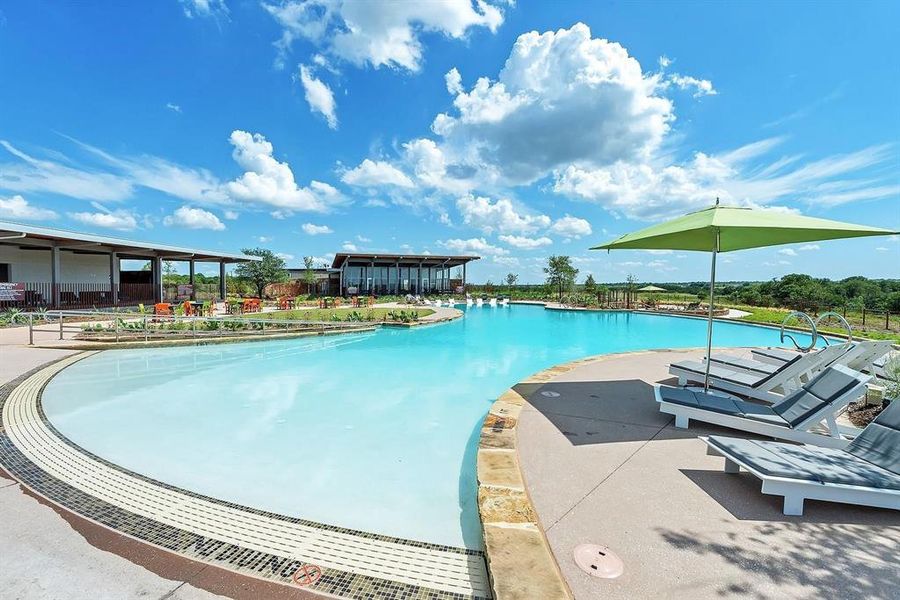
[592,203,898,392]
[592,205,895,252]
[637,285,667,292]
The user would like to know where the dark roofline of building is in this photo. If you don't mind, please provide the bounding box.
[331,252,480,269]
[0,219,258,262]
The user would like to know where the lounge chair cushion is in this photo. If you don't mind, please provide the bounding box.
[709,354,779,376]
[772,365,861,427]
[672,360,767,388]
[707,436,900,490]
[658,387,788,427]
[752,347,801,364]
[847,401,900,475]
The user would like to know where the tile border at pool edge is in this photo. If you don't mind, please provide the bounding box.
[0,353,491,600]
[476,349,671,600]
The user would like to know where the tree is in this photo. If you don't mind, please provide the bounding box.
[162,260,178,284]
[624,273,637,308]
[583,274,597,294]
[505,273,518,288]
[544,256,578,301]
[234,247,288,298]
[302,256,317,296]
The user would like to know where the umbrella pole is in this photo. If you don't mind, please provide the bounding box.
[703,237,719,392]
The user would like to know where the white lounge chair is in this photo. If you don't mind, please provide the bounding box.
[489,298,497,307]
[499,298,509,306]
[702,399,900,515]
[751,340,894,375]
[669,343,851,403]
[476,298,484,307]
[466,297,473,306]
[656,364,869,448]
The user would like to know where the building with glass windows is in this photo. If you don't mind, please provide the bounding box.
[331,253,479,296]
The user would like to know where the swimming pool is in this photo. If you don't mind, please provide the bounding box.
[42,305,810,550]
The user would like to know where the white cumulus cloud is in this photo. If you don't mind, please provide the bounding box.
[263,0,504,72]
[0,195,58,220]
[428,23,674,186]
[667,74,717,98]
[163,206,225,230]
[438,237,507,256]
[499,235,553,250]
[553,139,898,220]
[302,222,333,235]
[225,130,343,212]
[549,215,592,239]
[299,64,338,129]
[455,194,550,235]
[68,209,138,231]
[341,159,414,188]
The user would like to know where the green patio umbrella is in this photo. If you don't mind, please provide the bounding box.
[592,201,898,391]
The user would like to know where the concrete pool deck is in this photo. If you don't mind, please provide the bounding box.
[508,349,899,599]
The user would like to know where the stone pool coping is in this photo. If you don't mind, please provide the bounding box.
[0,352,491,600]
[476,350,667,600]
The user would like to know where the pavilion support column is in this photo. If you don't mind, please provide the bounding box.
[462,263,467,294]
[396,262,400,295]
[109,251,120,306]
[219,260,226,300]
[50,245,61,309]
[338,264,344,297]
[154,256,164,303]
[189,259,196,300]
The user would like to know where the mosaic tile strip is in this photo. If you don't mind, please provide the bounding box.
[0,354,490,600]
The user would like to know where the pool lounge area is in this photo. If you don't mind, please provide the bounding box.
[1,304,898,600]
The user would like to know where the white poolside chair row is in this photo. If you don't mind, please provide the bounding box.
[657,363,869,448]
[654,337,899,515]
[669,341,894,404]
[464,297,509,307]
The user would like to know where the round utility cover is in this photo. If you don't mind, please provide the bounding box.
[540,390,560,397]
[573,543,624,579]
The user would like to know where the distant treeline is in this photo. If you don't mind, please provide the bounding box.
[473,274,900,313]
[656,275,900,313]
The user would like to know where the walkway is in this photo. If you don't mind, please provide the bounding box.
[516,349,899,599]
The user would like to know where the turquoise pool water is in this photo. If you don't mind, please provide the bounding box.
[42,306,809,549]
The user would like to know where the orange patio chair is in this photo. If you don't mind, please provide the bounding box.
[154,303,172,316]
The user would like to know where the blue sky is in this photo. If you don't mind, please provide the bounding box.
[1,0,898,282]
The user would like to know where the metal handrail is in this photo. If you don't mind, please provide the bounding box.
[780,310,818,351]
[814,312,853,344]
[21,309,377,345]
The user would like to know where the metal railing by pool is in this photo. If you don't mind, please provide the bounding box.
[21,310,375,345]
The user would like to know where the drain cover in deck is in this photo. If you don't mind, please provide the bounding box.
[573,543,624,579]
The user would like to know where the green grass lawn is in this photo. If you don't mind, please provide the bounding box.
[729,304,900,342]
[247,307,434,322]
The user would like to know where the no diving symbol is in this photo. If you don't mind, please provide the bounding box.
[292,564,323,586]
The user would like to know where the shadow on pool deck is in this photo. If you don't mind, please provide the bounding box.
[655,519,900,599]
[514,349,900,600]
